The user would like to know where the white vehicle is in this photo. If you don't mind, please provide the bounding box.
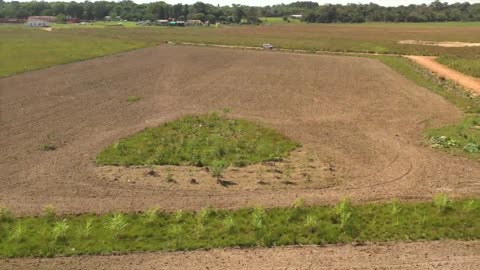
[262,43,273,49]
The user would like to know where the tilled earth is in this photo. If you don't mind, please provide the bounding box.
[0,45,479,215]
[1,241,479,270]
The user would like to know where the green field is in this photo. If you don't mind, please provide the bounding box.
[1,197,478,258]
[2,22,480,77]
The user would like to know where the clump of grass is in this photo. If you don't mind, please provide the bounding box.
[210,160,227,179]
[434,194,452,213]
[52,219,69,242]
[106,213,128,250]
[42,205,56,222]
[96,113,300,167]
[143,206,160,223]
[223,215,235,233]
[0,206,14,222]
[304,215,317,233]
[127,96,141,103]
[10,223,26,242]
[77,219,94,239]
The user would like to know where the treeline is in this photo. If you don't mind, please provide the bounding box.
[0,0,479,23]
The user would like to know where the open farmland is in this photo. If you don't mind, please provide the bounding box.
[1,45,479,215]
[2,22,480,77]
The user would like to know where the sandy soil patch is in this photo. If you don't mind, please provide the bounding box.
[405,55,480,94]
[1,240,479,270]
[1,45,479,215]
[399,40,480,47]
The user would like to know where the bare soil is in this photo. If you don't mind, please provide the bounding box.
[405,55,480,94]
[399,40,480,47]
[1,45,479,215]
[1,240,479,270]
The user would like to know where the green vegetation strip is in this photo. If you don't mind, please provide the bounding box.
[1,196,478,258]
[96,113,300,167]
[438,55,480,79]
[373,56,480,159]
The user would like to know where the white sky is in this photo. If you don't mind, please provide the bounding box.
[12,1,480,6]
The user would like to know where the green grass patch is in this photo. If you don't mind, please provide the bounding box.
[0,25,149,77]
[96,113,300,167]
[437,55,480,79]
[0,197,478,258]
[426,115,480,158]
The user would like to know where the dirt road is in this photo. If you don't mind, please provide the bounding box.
[1,45,479,215]
[405,55,480,94]
[1,241,479,270]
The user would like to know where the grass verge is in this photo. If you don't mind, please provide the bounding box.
[437,55,480,79]
[373,56,480,159]
[0,196,478,258]
[96,112,300,167]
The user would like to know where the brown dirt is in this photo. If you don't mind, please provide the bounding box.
[405,55,480,94]
[1,240,479,269]
[399,40,480,47]
[1,45,479,215]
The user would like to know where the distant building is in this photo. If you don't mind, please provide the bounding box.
[290,15,303,19]
[186,20,203,26]
[67,18,81,24]
[156,20,169,26]
[0,18,26,24]
[25,19,50,27]
[28,16,56,23]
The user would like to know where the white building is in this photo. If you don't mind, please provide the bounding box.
[25,19,50,27]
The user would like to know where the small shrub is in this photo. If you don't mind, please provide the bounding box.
[106,213,128,249]
[127,96,141,103]
[292,197,306,209]
[175,210,184,223]
[463,143,480,153]
[10,223,26,241]
[143,206,160,223]
[429,136,458,149]
[0,206,14,222]
[210,160,227,179]
[223,216,235,233]
[463,200,476,212]
[197,207,211,226]
[77,219,94,239]
[52,219,70,241]
[304,215,317,233]
[433,194,452,213]
[43,205,56,221]
[40,143,57,151]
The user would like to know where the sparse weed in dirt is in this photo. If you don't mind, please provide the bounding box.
[42,205,56,222]
[96,113,300,167]
[0,197,479,257]
[127,96,141,103]
[39,143,57,151]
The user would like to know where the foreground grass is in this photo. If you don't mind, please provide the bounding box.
[0,197,478,258]
[96,113,300,167]
[437,55,480,79]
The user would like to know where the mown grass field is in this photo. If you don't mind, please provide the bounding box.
[2,22,480,77]
[1,197,478,258]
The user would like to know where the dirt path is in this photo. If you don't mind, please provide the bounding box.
[1,240,479,270]
[405,55,480,94]
[1,45,479,215]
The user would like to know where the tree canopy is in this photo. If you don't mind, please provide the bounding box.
[0,1,479,23]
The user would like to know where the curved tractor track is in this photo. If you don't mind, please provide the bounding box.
[1,45,479,215]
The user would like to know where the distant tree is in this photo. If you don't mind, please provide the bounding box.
[56,13,67,23]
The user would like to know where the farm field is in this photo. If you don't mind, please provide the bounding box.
[1,45,479,215]
[1,241,479,269]
[1,20,480,268]
[2,22,480,77]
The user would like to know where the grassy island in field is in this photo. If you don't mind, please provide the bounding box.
[96,113,300,167]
